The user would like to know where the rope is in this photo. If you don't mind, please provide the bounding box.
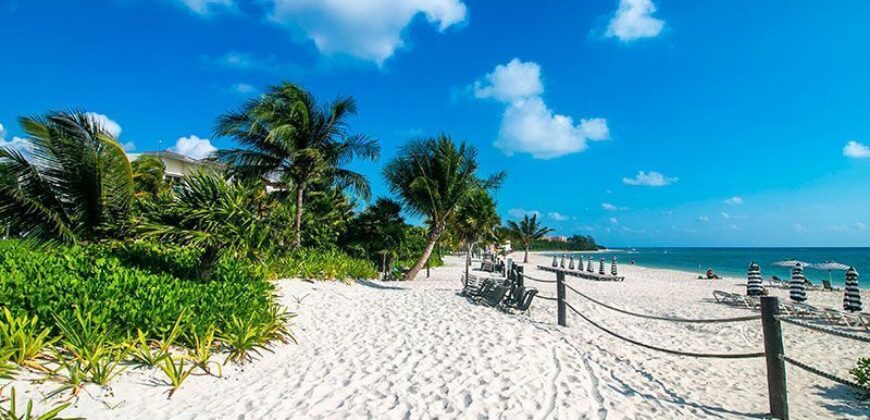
[520,273,557,284]
[564,283,762,324]
[776,316,870,344]
[782,355,870,393]
[536,295,558,302]
[564,302,765,359]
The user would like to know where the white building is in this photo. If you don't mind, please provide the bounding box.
[127,150,219,183]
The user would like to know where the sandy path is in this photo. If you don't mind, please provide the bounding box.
[8,253,870,419]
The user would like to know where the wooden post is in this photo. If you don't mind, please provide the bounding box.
[556,271,567,327]
[761,296,789,420]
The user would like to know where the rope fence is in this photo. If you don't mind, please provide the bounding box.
[776,316,870,344]
[564,283,762,324]
[564,301,765,359]
[506,263,870,419]
[781,355,870,393]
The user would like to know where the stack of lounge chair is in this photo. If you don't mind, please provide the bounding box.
[461,269,539,313]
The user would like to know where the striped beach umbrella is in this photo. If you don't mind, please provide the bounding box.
[586,257,594,272]
[611,256,618,275]
[844,267,862,312]
[568,255,575,270]
[746,261,764,296]
[552,255,558,267]
[598,258,605,275]
[790,263,808,302]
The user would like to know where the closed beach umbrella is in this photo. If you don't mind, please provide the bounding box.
[611,256,618,275]
[569,255,575,270]
[746,261,764,296]
[844,267,862,312]
[599,258,605,275]
[790,263,808,302]
[560,254,566,268]
[552,255,558,267]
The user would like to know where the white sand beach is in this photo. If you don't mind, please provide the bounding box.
[9,253,870,419]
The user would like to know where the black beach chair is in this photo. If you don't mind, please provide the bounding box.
[480,284,509,307]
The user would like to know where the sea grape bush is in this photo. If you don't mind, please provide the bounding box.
[267,248,378,283]
[0,240,276,342]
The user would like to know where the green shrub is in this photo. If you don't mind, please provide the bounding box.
[267,248,377,282]
[0,240,277,343]
[851,357,870,395]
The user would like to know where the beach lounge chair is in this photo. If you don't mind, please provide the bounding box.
[713,290,735,303]
[821,308,861,327]
[790,302,823,318]
[462,274,486,297]
[480,283,509,308]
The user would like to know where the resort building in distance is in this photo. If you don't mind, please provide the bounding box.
[127,150,217,183]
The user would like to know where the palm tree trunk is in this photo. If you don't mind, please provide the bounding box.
[524,247,530,263]
[465,243,474,287]
[293,181,306,248]
[405,223,443,280]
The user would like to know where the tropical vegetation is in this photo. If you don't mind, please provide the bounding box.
[505,214,553,263]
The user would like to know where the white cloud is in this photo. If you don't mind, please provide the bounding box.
[827,222,866,233]
[0,123,33,153]
[609,217,619,224]
[601,202,627,211]
[507,208,540,219]
[547,212,569,222]
[497,98,609,159]
[473,58,609,159]
[178,0,233,14]
[229,83,257,95]
[843,140,870,158]
[121,142,136,152]
[724,196,744,205]
[85,112,122,138]
[696,215,709,223]
[267,0,467,64]
[793,223,808,233]
[622,170,678,187]
[473,59,543,102]
[605,0,665,42]
[170,135,217,160]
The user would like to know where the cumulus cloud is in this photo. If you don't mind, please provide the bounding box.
[547,212,569,222]
[473,59,543,102]
[0,123,33,153]
[507,208,540,219]
[178,0,233,14]
[605,0,665,42]
[472,58,609,159]
[267,0,467,64]
[84,112,122,138]
[622,171,678,187]
[843,140,870,158]
[724,196,744,205]
[170,135,217,160]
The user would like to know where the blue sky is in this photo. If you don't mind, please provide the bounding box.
[2,0,870,247]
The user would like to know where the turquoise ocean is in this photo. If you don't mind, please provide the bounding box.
[557,248,870,286]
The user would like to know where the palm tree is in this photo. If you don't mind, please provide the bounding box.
[139,169,270,279]
[506,214,553,263]
[453,188,501,283]
[0,111,133,243]
[216,82,379,247]
[131,155,168,198]
[384,135,504,280]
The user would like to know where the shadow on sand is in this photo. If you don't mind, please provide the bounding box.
[355,279,407,291]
